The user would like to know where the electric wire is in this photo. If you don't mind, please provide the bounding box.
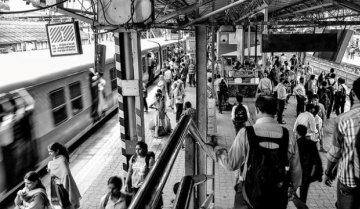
[0,0,68,14]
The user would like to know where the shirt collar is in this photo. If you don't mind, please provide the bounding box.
[255,116,276,124]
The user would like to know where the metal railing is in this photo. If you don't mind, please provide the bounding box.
[128,115,216,209]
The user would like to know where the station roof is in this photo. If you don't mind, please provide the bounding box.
[152,0,360,29]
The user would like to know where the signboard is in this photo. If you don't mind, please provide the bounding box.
[122,80,140,96]
[46,22,83,57]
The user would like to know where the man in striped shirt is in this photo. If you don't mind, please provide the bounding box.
[325,77,360,209]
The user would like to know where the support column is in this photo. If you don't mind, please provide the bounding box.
[262,7,268,71]
[237,26,245,63]
[247,25,251,62]
[196,25,207,208]
[115,31,144,178]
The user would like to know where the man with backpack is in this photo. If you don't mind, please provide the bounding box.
[231,95,250,135]
[324,78,360,209]
[207,96,302,209]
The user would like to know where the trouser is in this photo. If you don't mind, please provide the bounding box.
[336,180,360,209]
[218,92,224,112]
[188,74,195,86]
[277,99,285,122]
[143,97,148,111]
[296,95,305,116]
[300,180,311,203]
[327,97,334,118]
[176,103,183,122]
[165,80,171,98]
[234,122,246,136]
[335,101,346,116]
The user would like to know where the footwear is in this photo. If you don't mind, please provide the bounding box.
[278,121,286,124]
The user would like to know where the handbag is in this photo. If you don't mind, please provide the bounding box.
[50,177,71,209]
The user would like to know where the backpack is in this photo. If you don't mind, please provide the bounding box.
[219,81,227,93]
[244,126,289,209]
[233,104,248,126]
[103,192,132,208]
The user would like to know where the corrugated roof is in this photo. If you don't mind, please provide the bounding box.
[0,21,89,45]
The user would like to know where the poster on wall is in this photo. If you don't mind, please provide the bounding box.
[46,22,83,57]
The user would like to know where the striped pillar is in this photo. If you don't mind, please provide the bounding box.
[115,31,144,177]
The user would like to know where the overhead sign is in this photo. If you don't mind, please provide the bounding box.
[46,22,83,57]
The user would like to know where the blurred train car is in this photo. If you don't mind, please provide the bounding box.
[0,38,185,202]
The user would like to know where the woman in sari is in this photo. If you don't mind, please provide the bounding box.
[15,171,51,209]
[149,93,168,138]
[47,142,81,209]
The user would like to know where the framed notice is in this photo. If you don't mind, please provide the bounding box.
[46,22,83,57]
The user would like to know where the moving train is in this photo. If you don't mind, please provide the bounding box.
[0,37,186,202]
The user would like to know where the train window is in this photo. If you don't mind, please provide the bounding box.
[69,82,83,116]
[49,88,67,126]
[142,56,146,73]
[109,68,117,91]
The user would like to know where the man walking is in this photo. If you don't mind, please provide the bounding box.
[207,96,302,209]
[275,78,287,124]
[294,77,307,116]
[231,95,250,135]
[324,78,360,209]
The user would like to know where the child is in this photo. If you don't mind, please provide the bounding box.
[296,125,323,203]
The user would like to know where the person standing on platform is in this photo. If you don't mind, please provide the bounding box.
[275,78,287,124]
[188,60,196,87]
[294,77,307,116]
[231,95,250,135]
[206,96,302,209]
[47,142,81,209]
[214,75,221,106]
[15,171,51,209]
[164,66,172,99]
[317,81,331,113]
[324,78,360,209]
[305,74,316,102]
[327,73,337,119]
[310,95,326,152]
[180,101,197,122]
[99,176,131,209]
[257,71,273,96]
[334,78,347,116]
[125,142,155,195]
[174,81,185,122]
[142,82,148,112]
[290,54,298,67]
[97,72,107,117]
[218,78,228,114]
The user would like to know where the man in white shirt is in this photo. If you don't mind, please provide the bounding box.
[294,77,306,116]
[257,72,273,96]
[274,78,287,124]
[293,103,317,141]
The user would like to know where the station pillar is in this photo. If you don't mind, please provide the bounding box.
[237,26,245,63]
[195,25,208,208]
[114,31,145,178]
[262,7,268,70]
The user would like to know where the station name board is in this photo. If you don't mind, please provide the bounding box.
[46,22,83,57]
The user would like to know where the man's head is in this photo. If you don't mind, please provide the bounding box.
[208,77,212,83]
[310,74,315,80]
[299,77,304,84]
[330,73,336,79]
[184,101,192,109]
[107,176,122,197]
[236,95,243,104]
[338,77,345,84]
[306,103,315,113]
[321,81,327,87]
[330,68,335,73]
[296,124,307,138]
[311,94,319,105]
[280,77,285,84]
[217,74,221,79]
[255,96,277,116]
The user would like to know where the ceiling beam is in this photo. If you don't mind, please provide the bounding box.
[154,3,200,23]
[235,3,268,23]
[179,0,247,29]
[275,3,334,18]
[238,20,360,26]
[335,0,360,13]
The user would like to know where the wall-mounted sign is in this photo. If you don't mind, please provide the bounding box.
[121,80,140,96]
[46,21,83,57]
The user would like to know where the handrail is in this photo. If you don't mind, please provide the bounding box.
[128,115,216,209]
[200,192,214,209]
[172,175,214,209]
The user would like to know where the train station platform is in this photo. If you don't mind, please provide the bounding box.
[9,80,345,209]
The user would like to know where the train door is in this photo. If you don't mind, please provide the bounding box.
[0,89,36,194]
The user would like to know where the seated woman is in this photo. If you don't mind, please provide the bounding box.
[15,171,51,209]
